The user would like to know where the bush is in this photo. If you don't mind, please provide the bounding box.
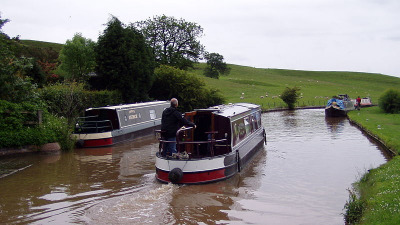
[40,82,122,125]
[85,89,122,108]
[280,86,301,109]
[0,100,73,149]
[0,100,41,131]
[149,65,225,112]
[379,89,400,113]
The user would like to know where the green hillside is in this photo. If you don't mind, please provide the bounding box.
[19,39,63,52]
[15,39,63,63]
[190,64,400,109]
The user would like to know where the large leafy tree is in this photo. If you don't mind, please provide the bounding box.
[94,16,155,103]
[58,33,96,83]
[134,15,204,70]
[204,52,230,79]
[149,65,224,112]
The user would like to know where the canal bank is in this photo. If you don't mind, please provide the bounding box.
[346,107,400,224]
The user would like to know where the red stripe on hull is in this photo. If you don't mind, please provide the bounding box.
[83,138,113,147]
[156,168,227,184]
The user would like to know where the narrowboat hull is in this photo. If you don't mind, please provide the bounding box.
[73,124,160,148]
[72,101,169,148]
[325,106,348,117]
[155,127,265,184]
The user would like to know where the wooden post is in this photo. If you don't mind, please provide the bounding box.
[37,110,42,125]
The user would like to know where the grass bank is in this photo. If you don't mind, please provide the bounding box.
[346,107,400,224]
[348,107,400,155]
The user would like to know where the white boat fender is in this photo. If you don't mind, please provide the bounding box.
[168,168,183,183]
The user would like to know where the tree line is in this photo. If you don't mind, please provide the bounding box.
[1,14,231,110]
[58,15,229,106]
[0,14,229,149]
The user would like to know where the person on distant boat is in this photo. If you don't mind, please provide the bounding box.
[161,98,196,156]
[356,96,361,110]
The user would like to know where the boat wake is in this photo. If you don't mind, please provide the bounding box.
[84,181,177,224]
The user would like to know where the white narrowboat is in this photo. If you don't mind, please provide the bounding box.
[155,103,266,184]
[73,101,169,148]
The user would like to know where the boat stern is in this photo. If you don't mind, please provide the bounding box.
[155,153,237,184]
[71,132,113,148]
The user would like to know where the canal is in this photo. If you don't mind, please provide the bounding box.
[0,109,389,224]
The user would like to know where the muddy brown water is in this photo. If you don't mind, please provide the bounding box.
[0,109,389,224]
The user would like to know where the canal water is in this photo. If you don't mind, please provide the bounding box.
[0,109,389,224]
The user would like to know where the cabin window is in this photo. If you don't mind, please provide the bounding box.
[149,109,156,120]
[256,111,261,128]
[232,118,247,146]
[245,116,253,134]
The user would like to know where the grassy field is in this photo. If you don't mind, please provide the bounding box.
[190,64,400,109]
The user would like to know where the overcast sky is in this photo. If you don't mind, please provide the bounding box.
[2,0,400,77]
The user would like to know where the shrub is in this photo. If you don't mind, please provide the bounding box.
[85,89,122,108]
[280,86,301,109]
[379,89,400,113]
[0,100,73,149]
[40,82,122,125]
[0,100,41,131]
[149,65,225,112]
[40,82,87,125]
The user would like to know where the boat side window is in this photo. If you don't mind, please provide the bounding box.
[149,109,156,120]
[245,116,253,134]
[256,111,261,128]
[251,113,258,130]
[232,118,247,146]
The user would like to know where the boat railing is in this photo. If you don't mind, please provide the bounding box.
[75,116,114,133]
[155,128,229,158]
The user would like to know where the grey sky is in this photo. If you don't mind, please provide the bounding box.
[2,0,400,77]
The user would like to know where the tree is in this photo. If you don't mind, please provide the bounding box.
[58,33,96,83]
[0,16,40,103]
[0,16,15,100]
[204,52,230,79]
[280,86,301,110]
[94,16,155,103]
[134,15,204,70]
[149,65,224,112]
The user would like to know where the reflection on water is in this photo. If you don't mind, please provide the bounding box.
[326,116,346,136]
[0,109,388,224]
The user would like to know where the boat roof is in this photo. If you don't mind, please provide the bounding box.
[195,103,260,118]
[86,101,169,111]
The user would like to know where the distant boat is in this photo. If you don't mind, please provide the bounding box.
[351,97,373,107]
[72,101,169,148]
[155,103,266,184]
[325,94,355,117]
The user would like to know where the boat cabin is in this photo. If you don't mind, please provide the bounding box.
[157,103,262,159]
